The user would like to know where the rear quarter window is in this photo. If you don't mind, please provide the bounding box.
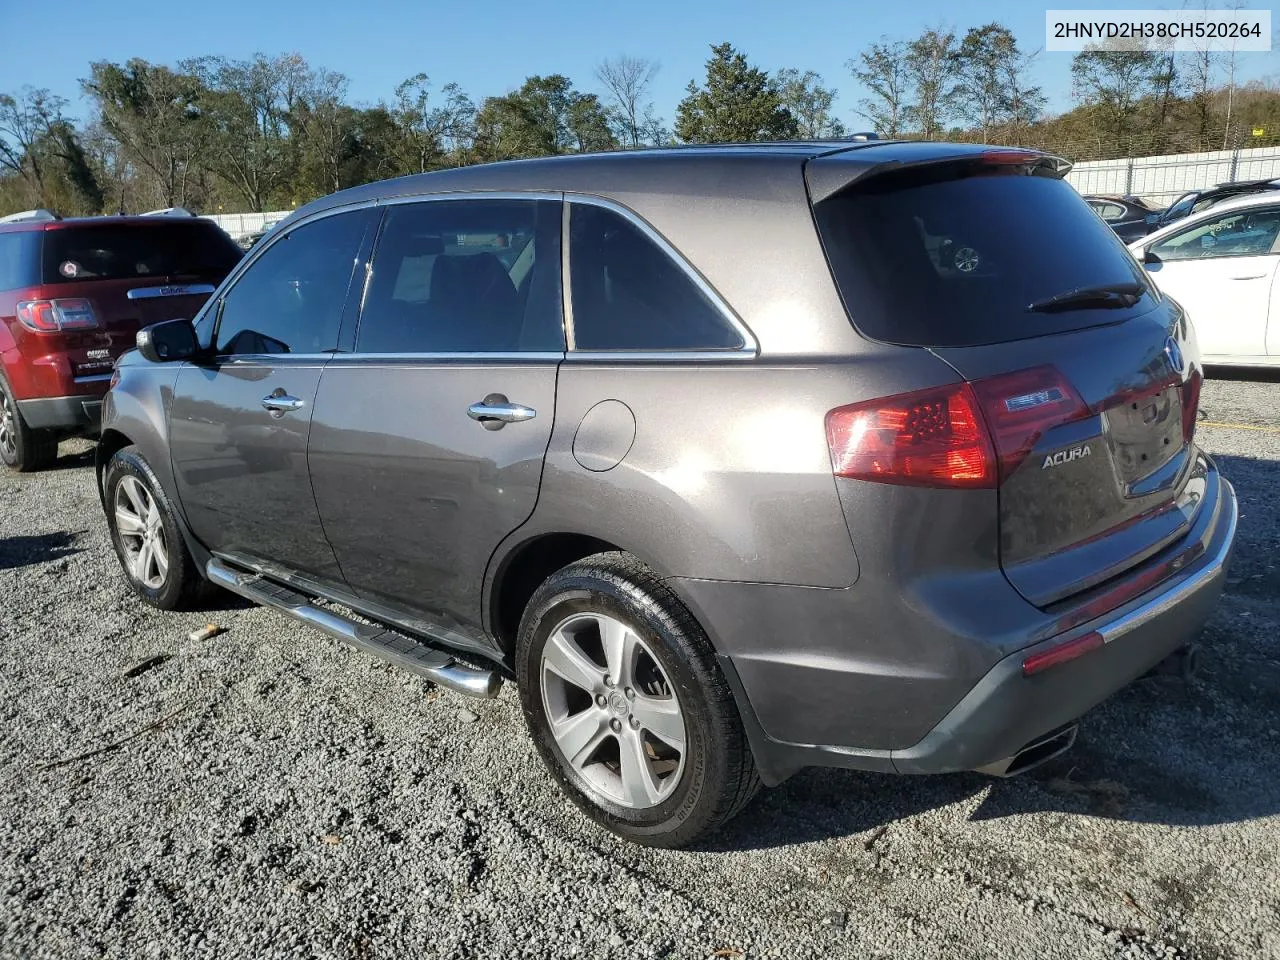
[0,231,41,292]
[812,170,1154,347]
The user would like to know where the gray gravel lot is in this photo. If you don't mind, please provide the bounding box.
[2,375,1278,960]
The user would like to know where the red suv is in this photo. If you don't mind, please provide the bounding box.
[0,209,242,470]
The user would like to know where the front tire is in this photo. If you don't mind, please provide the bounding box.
[104,446,209,610]
[0,376,58,472]
[516,552,760,848]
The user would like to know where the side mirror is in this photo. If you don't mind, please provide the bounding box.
[1143,248,1162,265]
[136,318,199,363]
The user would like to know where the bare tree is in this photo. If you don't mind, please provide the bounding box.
[596,55,660,148]
[849,39,910,138]
[0,87,67,203]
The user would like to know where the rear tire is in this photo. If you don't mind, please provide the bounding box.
[0,376,58,472]
[104,445,211,610]
[515,551,760,848]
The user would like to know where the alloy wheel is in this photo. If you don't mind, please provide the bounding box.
[541,612,687,810]
[114,476,169,589]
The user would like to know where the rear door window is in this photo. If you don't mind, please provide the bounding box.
[42,222,242,284]
[356,198,562,353]
[811,169,1154,347]
[568,203,744,351]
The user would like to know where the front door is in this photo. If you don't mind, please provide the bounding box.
[169,208,376,583]
[1144,204,1280,359]
[309,197,564,649]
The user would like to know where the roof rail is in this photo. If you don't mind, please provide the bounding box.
[140,207,197,217]
[0,208,60,224]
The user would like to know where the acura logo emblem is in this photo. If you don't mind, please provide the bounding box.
[1164,337,1185,374]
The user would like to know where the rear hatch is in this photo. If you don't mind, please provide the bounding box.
[809,147,1205,609]
[38,219,242,376]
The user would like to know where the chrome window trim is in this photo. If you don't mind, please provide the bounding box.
[562,193,759,360]
[564,350,756,363]
[325,351,565,363]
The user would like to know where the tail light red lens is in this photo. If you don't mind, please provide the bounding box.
[1022,631,1103,677]
[16,298,98,333]
[968,365,1089,481]
[827,366,1087,489]
[825,383,997,488]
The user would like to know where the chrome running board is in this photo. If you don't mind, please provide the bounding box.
[206,558,501,699]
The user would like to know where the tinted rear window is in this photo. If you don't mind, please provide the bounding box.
[42,222,242,284]
[812,170,1153,347]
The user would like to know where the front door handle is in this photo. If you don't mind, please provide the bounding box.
[261,389,305,414]
[467,394,536,430]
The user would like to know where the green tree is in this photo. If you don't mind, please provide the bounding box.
[675,43,797,143]
[849,40,910,138]
[774,68,845,138]
[956,24,1043,143]
[0,87,102,213]
[904,27,959,139]
[474,75,614,161]
[1070,45,1168,153]
[391,74,476,173]
[82,59,207,208]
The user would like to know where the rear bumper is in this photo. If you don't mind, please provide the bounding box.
[690,470,1237,786]
[17,394,104,432]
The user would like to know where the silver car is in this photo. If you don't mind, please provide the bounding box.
[97,141,1237,847]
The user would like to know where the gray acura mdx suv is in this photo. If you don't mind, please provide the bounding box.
[98,141,1237,847]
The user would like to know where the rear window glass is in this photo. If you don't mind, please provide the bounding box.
[0,231,40,291]
[42,222,242,284]
[812,170,1154,347]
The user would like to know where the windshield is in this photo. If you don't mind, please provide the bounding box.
[42,222,243,283]
[812,169,1154,347]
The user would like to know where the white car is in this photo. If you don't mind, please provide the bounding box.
[1129,191,1280,367]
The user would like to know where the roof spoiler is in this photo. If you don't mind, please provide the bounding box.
[805,146,1073,205]
[0,208,59,224]
[140,207,197,217]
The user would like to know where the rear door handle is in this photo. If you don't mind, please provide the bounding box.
[261,390,305,414]
[467,394,536,429]
[1229,274,1266,280]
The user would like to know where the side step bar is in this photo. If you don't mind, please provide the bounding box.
[206,559,502,699]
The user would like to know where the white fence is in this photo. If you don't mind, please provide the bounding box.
[202,211,290,238]
[1067,145,1280,203]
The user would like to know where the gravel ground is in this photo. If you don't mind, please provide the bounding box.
[2,375,1278,960]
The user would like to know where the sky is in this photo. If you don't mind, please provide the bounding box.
[2,0,1277,128]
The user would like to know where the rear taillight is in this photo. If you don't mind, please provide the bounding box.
[827,366,1087,489]
[969,366,1089,481]
[16,298,98,332]
[825,383,997,488]
[1180,370,1202,443]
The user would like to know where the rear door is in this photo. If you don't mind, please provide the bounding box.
[308,196,563,647]
[808,152,1205,608]
[38,220,243,378]
[169,208,376,583]
[1141,205,1280,359]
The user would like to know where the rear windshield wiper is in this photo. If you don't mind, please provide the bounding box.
[1027,282,1145,313]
